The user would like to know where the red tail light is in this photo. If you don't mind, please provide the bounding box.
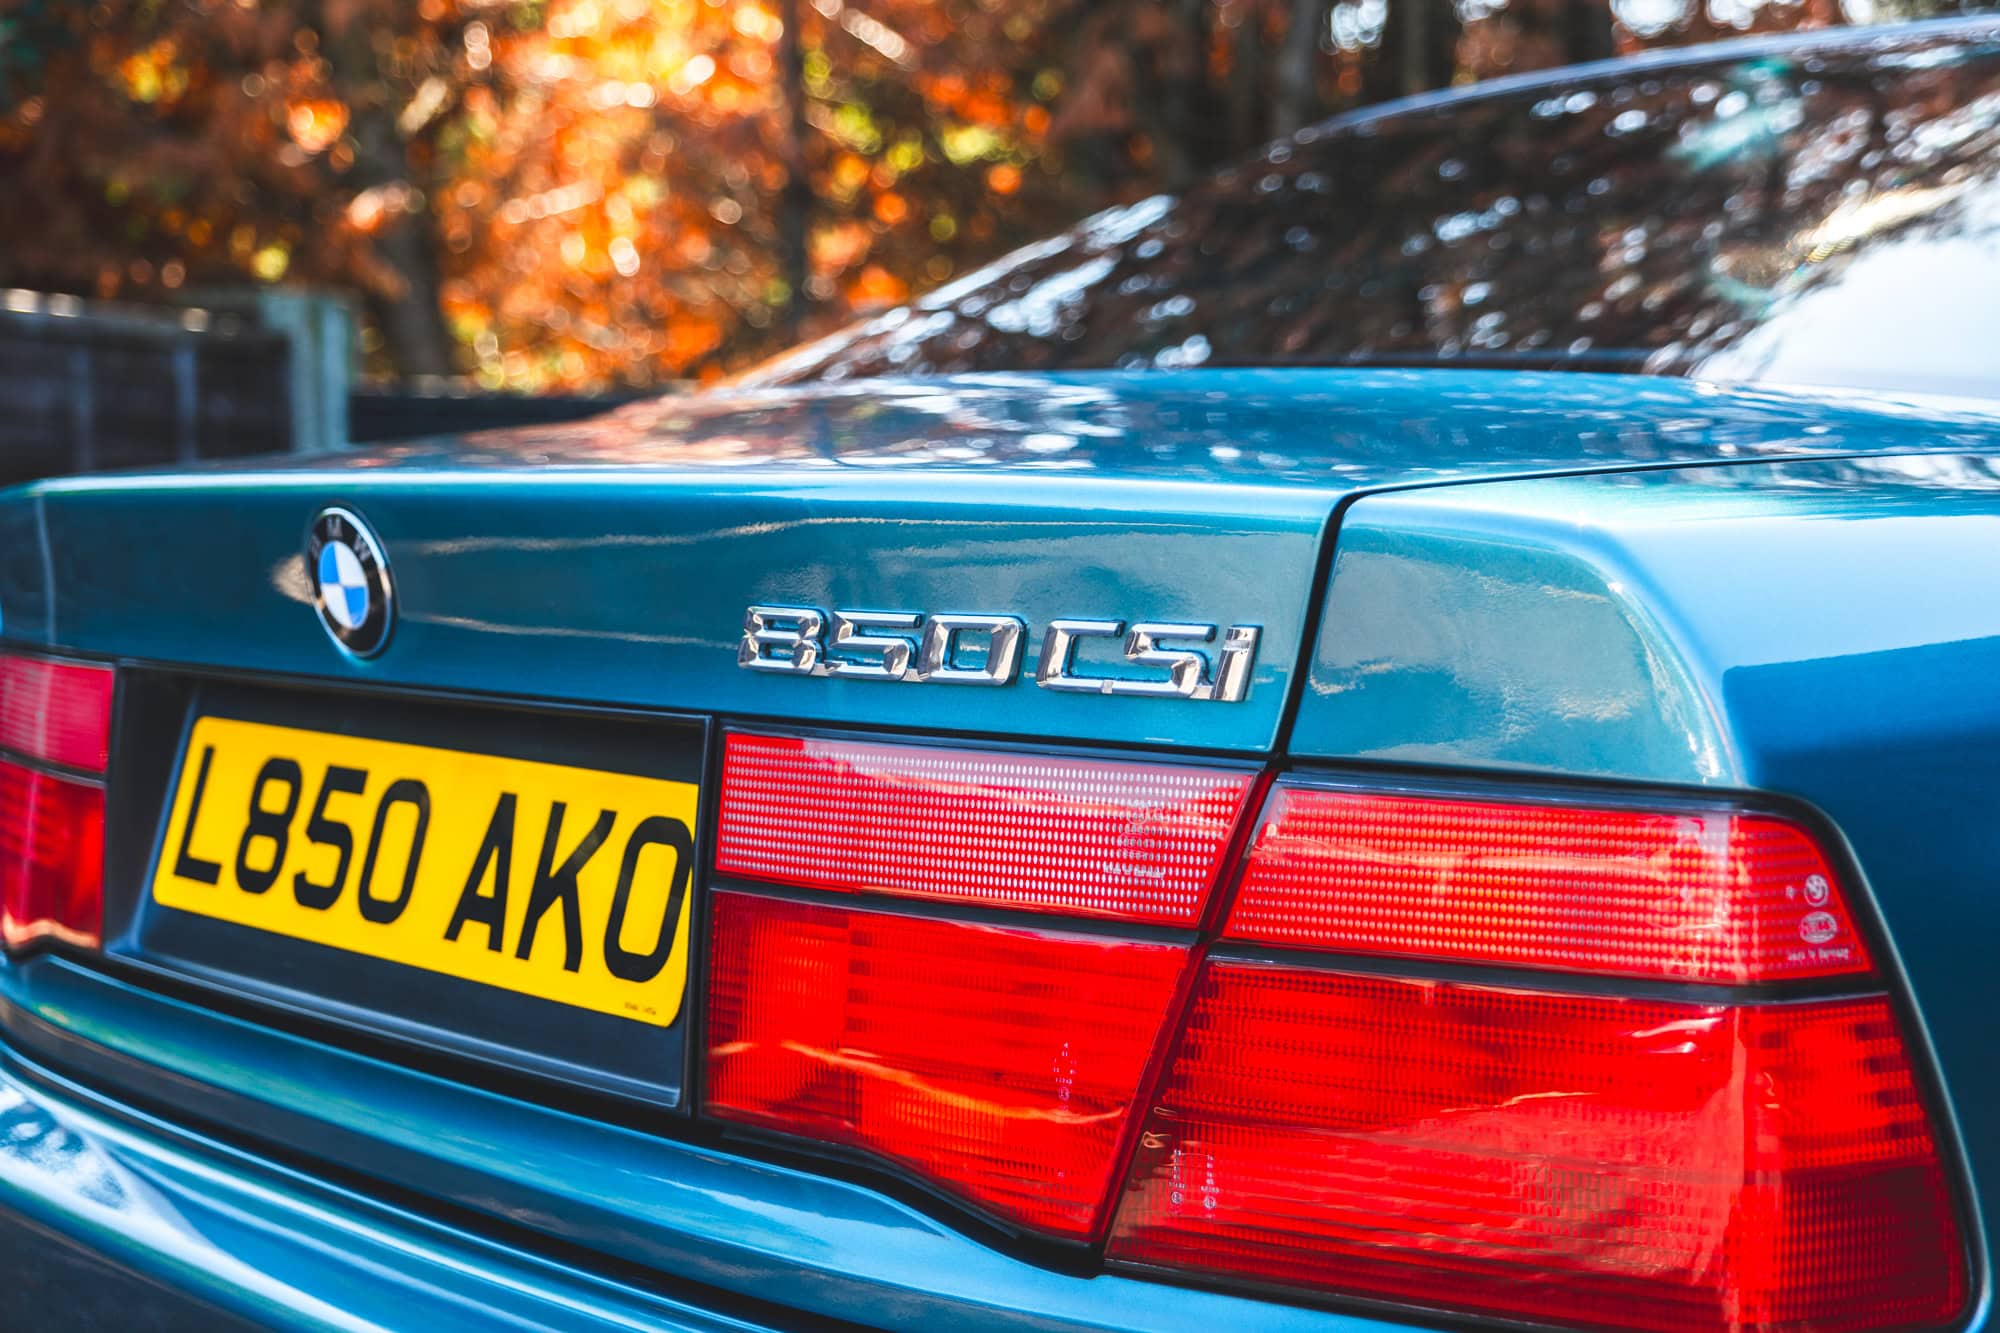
[0,761,104,949]
[717,733,1253,926]
[704,744,1966,1330]
[1228,787,1870,983]
[1106,779,1966,1331]
[0,653,111,951]
[707,732,1256,1237]
[0,655,114,772]
[1106,965,1963,1333]
[706,891,1187,1236]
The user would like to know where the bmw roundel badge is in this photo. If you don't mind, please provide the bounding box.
[307,507,394,657]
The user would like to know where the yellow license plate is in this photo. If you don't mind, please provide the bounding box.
[152,716,701,1028]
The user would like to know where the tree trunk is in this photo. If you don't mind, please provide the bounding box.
[1562,0,1616,65]
[1273,0,1323,137]
[1363,0,1458,105]
[1227,0,1267,152]
[1157,0,1211,184]
[320,6,456,379]
[776,0,812,339]
[367,211,456,380]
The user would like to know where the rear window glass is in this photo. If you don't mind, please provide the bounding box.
[749,23,2000,399]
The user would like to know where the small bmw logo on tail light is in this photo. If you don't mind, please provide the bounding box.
[307,506,394,657]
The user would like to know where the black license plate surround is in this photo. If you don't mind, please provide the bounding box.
[104,669,709,1113]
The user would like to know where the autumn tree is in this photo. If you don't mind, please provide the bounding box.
[0,0,513,375]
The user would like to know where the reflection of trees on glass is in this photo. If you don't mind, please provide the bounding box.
[756,26,2000,398]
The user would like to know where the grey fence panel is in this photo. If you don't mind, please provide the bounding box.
[0,302,294,486]
[0,291,677,472]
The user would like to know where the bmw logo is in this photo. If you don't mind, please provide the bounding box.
[306,507,393,657]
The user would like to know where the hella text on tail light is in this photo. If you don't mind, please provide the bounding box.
[1104,779,1967,1333]
[0,653,112,951]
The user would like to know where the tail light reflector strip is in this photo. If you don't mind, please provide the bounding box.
[0,656,113,772]
[717,733,1252,926]
[1227,786,1870,984]
[0,652,110,953]
[1107,962,1964,1333]
[705,890,1188,1238]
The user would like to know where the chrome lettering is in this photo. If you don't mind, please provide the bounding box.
[737,605,823,673]
[918,614,1026,687]
[736,606,1259,702]
[825,610,922,681]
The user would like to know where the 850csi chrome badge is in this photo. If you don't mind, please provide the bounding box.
[738,605,1260,702]
[307,507,394,657]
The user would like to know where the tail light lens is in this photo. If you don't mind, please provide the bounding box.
[1108,780,1966,1331]
[706,891,1187,1236]
[717,732,1253,926]
[705,745,1966,1331]
[707,733,1256,1237]
[1106,965,1963,1333]
[1227,787,1869,983]
[0,654,114,772]
[0,653,111,951]
[0,761,104,949]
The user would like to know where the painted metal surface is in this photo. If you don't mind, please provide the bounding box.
[1297,450,2000,785]
[0,1028,786,1333]
[6,370,2000,754]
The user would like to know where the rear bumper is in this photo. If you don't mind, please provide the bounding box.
[0,954,1352,1333]
[0,1052,776,1333]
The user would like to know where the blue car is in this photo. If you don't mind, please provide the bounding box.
[1,16,1996,1333]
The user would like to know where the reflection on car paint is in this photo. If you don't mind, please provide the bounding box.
[0,1082,132,1213]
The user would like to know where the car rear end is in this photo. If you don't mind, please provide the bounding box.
[0,370,1987,1333]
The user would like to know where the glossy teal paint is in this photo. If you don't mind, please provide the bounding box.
[1296,451,2000,783]
[0,1053,771,1333]
[7,370,2000,754]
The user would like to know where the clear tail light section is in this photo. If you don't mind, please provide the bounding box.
[0,653,111,951]
[707,739,1966,1330]
[717,732,1253,926]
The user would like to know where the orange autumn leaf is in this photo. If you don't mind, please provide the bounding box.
[663,314,725,368]
[846,263,908,310]
[286,99,350,154]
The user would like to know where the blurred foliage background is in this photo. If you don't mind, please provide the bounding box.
[0,0,1977,389]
